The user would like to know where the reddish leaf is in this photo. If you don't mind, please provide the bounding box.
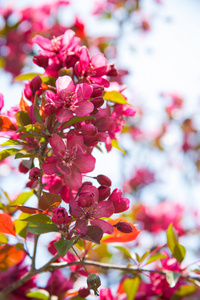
[16,205,44,214]
[102,218,141,243]
[19,94,30,115]
[0,245,25,270]
[0,116,16,132]
[39,192,61,212]
[0,213,16,236]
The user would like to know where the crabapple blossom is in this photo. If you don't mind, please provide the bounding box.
[42,133,96,189]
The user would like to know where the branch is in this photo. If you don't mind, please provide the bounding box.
[0,252,60,299]
[49,260,200,282]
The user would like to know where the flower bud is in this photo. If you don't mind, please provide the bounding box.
[91,97,104,108]
[30,76,42,94]
[29,167,41,181]
[98,185,111,201]
[87,273,101,295]
[91,84,104,97]
[107,64,118,76]
[18,161,29,174]
[78,287,90,298]
[33,55,49,68]
[96,174,112,187]
[52,207,71,225]
[113,221,133,233]
[82,124,97,135]
[44,103,56,115]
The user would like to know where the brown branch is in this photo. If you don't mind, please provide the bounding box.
[49,259,200,282]
[0,252,60,299]
[0,256,200,299]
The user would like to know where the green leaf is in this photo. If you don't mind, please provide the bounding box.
[27,222,59,235]
[26,289,49,300]
[123,277,140,300]
[15,111,31,127]
[146,254,167,265]
[0,148,19,162]
[173,244,186,263]
[173,285,197,298]
[0,232,8,244]
[34,95,43,123]
[15,152,37,159]
[14,72,43,81]
[10,190,34,207]
[41,76,56,85]
[115,246,133,260]
[14,219,27,238]
[0,139,23,146]
[61,116,95,128]
[20,214,53,224]
[111,139,126,155]
[17,124,44,133]
[167,223,178,254]
[54,237,77,257]
[139,250,150,263]
[104,91,131,105]
[166,271,180,288]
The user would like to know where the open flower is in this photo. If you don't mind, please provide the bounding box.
[42,133,96,189]
[46,75,94,123]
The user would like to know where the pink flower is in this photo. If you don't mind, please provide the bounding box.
[108,189,130,213]
[46,75,93,123]
[0,93,4,111]
[42,133,96,189]
[69,184,115,236]
[29,167,41,181]
[52,207,71,225]
[74,46,111,87]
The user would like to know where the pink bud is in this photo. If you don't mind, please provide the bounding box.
[78,185,99,207]
[78,287,90,298]
[82,124,97,135]
[29,167,41,181]
[91,97,104,108]
[91,84,104,97]
[33,55,49,68]
[114,221,133,233]
[44,103,56,115]
[52,207,71,225]
[96,174,112,187]
[98,186,111,201]
[107,64,118,77]
[30,76,42,94]
[18,161,29,174]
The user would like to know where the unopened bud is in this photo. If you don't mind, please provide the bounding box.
[33,55,49,68]
[30,76,42,94]
[96,174,112,187]
[44,103,56,115]
[91,84,104,97]
[29,167,41,181]
[98,185,111,201]
[91,97,104,108]
[114,221,133,233]
[78,287,90,298]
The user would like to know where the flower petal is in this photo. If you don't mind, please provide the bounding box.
[49,134,66,157]
[90,219,114,234]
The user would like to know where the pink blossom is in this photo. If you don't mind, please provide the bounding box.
[42,133,96,189]
[29,167,41,181]
[69,186,115,236]
[0,93,4,111]
[108,189,130,213]
[46,75,93,123]
[74,46,111,87]
[52,207,71,225]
